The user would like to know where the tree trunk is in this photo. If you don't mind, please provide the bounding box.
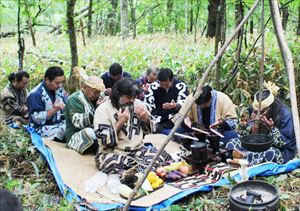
[235,0,243,39]
[281,4,289,31]
[166,0,173,32]
[297,3,300,35]
[17,0,24,71]
[66,0,78,77]
[128,0,136,39]
[185,0,188,34]
[214,0,225,89]
[27,17,36,47]
[147,9,153,33]
[108,0,118,35]
[24,3,36,47]
[250,19,254,34]
[206,0,220,38]
[194,0,201,42]
[189,0,194,33]
[80,19,86,47]
[120,0,129,39]
[87,0,93,37]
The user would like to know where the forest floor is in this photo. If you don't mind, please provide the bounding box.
[1,125,300,210]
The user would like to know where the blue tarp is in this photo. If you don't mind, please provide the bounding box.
[25,126,300,210]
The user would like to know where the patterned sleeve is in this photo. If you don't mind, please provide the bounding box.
[94,105,118,148]
[67,97,92,129]
[223,119,238,130]
[271,127,286,148]
[28,92,47,125]
[175,82,189,105]
[2,95,25,116]
[144,82,159,112]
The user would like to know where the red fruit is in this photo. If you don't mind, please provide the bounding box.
[156,167,166,177]
[179,166,189,175]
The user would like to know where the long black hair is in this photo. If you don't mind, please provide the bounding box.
[110,78,138,109]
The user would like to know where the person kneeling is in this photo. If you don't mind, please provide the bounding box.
[65,76,105,154]
[226,89,297,165]
[94,78,171,174]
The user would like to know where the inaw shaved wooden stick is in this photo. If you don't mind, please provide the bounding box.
[174,133,199,141]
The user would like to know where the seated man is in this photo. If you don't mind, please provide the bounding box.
[65,76,105,154]
[136,66,158,100]
[182,85,238,144]
[144,68,188,134]
[101,63,131,95]
[0,71,29,124]
[28,66,67,141]
[226,89,297,165]
[94,78,171,174]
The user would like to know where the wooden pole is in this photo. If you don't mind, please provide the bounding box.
[269,0,300,152]
[122,0,261,210]
[257,0,265,117]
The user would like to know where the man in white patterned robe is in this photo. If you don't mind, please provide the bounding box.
[94,78,171,174]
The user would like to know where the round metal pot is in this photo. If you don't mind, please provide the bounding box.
[229,180,280,211]
[240,134,273,152]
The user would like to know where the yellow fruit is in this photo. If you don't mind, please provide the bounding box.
[157,178,164,185]
[148,172,156,176]
[151,182,161,189]
[147,175,156,184]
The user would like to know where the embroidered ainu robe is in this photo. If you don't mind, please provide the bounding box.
[94,99,171,174]
[187,90,238,130]
[65,90,97,154]
[144,78,189,131]
[27,81,67,141]
[0,84,28,124]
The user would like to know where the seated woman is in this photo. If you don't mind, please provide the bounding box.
[226,89,297,165]
[94,78,171,174]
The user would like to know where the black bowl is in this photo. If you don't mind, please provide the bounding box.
[240,134,273,152]
[229,180,280,211]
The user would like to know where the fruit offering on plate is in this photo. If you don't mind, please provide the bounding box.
[147,172,164,189]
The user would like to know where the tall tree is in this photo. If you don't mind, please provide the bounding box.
[206,0,220,38]
[128,0,136,39]
[185,0,188,33]
[194,0,201,42]
[166,0,173,32]
[24,2,36,46]
[298,3,300,35]
[281,4,289,31]
[147,9,153,33]
[66,0,78,77]
[214,0,225,89]
[120,0,129,39]
[17,0,25,70]
[87,0,93,37]
[108,0,118,35]
[189,0,194,33]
